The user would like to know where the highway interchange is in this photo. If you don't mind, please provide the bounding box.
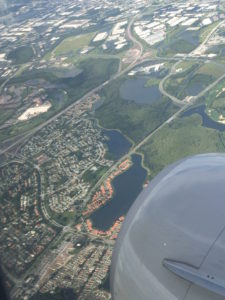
[1,14,225,230]
[2,7,225,299]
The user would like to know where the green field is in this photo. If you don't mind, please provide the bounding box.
[197,63,225,77]
[95,76,179,144]
[199,21,220,42]
[157,22,219,57]
[52,32,96,57]
[0,109,15,126]
[82,165,109,186]
[144,76,160,87]
[45,31,124,63]
[7,46,34,64]
[157,27,199,57]
[164,62,224,100]
[204,78,225,122]
[140,114,225,179]
[175,60,198,72]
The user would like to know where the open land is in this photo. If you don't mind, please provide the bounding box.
[1,1,225,300]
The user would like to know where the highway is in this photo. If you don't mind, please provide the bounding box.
[159,60,186,106]
[85,63,225,205]
[158,20,225,106]
[0,15,146,232]
[2,12,225,233]
[5,11,225,300]
[126,14,144,58]
[0,16,144,157]
[84,20,225,205]
[1,17,223,156]
[191,20,225,56]
[3,13,225,218]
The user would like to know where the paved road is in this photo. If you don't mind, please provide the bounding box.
[126,15,143,58]
[0,15,146,231]
[85,20,225,202]
[3,14,225,213]
[2,12,225,217]
[5,12,225,300]
[38,166,64,228]
[0,18,143,157]
[84,67,225,203]
[159,20,225,106]
[159,60,186,106]
[1,17,223,156]
[191,20,225,56]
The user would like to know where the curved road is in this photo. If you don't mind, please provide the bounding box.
[0,15,144,157]
[84,19,225,204]
[159,20,225,105]
[2,15,225,228]
[4,14,225,299]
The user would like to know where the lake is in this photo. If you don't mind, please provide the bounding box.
[103,129,132,160]
[120,77,161,105]
[182,105,225,131]
[90,154,147,231]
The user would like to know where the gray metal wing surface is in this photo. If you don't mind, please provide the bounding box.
[111,154,225,300]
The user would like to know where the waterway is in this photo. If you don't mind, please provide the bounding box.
[90,154,147,231]
[182,104,225,131]
[120,76,162,105]
[103,129,132,160]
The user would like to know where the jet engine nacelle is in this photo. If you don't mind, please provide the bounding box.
[111,154,225,300]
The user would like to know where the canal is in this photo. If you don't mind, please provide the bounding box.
[103,129,132,160]
[182,105,225,131]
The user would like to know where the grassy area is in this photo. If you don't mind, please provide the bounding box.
[205,78,225,122]
[144,77,160,87]
[199,21,220,42]
[82,165,109,186]
[7,46,34,64]
[95,76,179,144]
[51,32,96,57]
[175,60,198,72]
[44,27,131,65]
[157,26,197,57]
[197,62,225,77]
[0,108,15,126]
[57,211,76,225]
[140,114,225,179]
[157,21,220,57]
[164,62,223,100]
[0,58,119,143]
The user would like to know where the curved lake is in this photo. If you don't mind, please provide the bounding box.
[90,154,147,231]
[182,105,225,131]
[103,129,132,160]
[120,77,161,105]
